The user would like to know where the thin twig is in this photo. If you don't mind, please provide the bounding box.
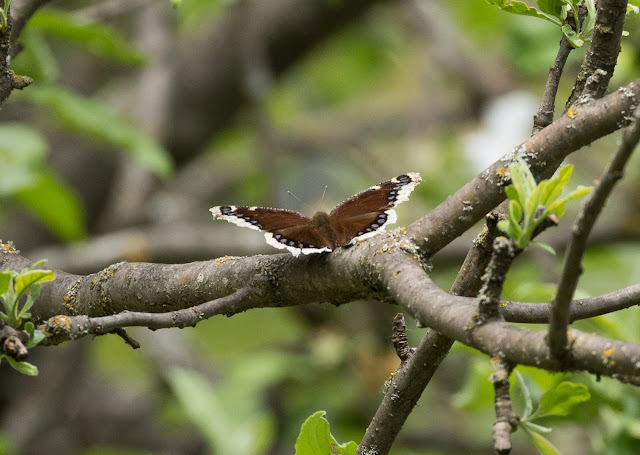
[491,359,517,455]
[40,286,254,346]
[471,237,517,327]
[532,35,573,135]
[549,106,640,358]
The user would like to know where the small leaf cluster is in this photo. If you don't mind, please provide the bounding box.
[485,0,637,48]
[295,411,357,455]
[0,260,54,376]
[497,159,592,253]
[0,0,11,32]
[517,372,591,455]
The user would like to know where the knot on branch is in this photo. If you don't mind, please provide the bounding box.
[391,313,413,362]
[0,323,29,361]
[11,71,32,90]
[40,315,92,346]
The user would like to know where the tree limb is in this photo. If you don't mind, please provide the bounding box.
[549,105,640,358]
[407,78,640,258]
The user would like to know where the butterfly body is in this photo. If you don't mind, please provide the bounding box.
[211,173,421,257]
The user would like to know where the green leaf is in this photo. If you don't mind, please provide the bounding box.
[522,423,562,455]
[515,371,533,419]
[26,330,45,349]
[0,124,48,195]
[540,165,572,206]
[547,185,593,216]
[14,169,87,241]
[504,184,519,202]
[295,411,358,455]
[27,9,145,65]
[4,356,39,376]
[526,182,544,219]
[532,241,556,255]
[531,381,591,419]
[486,0,562,24]
[523,420,553,434]
[509,159,536,206]
[18,85,173,177]
[508,199,523,224]
[562,24,584,48]
[15,270,55,298]
[536,0,564,18]
[0,271,11,294]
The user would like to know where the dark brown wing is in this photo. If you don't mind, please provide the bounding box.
[210,206,332,256]
[327,173,422,245]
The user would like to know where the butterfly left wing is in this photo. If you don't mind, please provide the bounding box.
[210,206,332,256]
[328,173,422,245]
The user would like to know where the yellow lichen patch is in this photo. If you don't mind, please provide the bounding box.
[400,226,407,235]
[603,346,616,366]
[214,255,231,267]
[499,301,508,308]
[392,271,399,279]
[497,167,508,178]
[132,264,138,269]
[0,241,18,254]
[567,105,578,118]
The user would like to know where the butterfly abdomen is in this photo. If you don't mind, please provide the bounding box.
[311,211,339,249]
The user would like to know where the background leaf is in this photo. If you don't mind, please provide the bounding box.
[27,9,146,65]
[14,169,87,242]
[0,124,47,195]
[18,86,173,177]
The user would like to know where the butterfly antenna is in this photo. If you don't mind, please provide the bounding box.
[287,190,312,210]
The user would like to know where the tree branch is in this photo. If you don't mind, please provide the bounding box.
[532,34,573,134]
[491,359,517,455]
[566,0,628,108]
[39,285,255,346]
[407,78,640,258]
[548,105,640,358]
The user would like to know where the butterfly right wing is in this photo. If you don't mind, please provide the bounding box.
[327,173,422,245]
[210,206,331,256]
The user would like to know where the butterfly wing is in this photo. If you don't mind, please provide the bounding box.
[328,173,422,245]
[210,206,332,256]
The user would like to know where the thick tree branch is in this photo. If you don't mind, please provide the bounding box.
[549,106,640,358]
[566,0,628,108]
[357,212,507,455]
[378,244,640,381]
[407,78,640,258]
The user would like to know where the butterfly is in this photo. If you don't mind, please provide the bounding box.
[210,173,422,257]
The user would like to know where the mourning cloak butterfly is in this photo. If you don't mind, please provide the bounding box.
[210,173,422,257]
